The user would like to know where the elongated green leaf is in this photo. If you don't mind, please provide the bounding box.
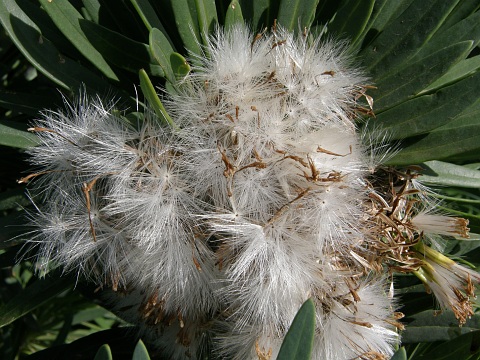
[277,298,315,360]
[139,69,174,127]
[225,0,243,31]
[195,0,218,46]
[239,0,274,31]
[328,0,375,44]
[372,70,480,139]
[0,122,39,149]
[438,0,480,34]
[149,27,176,83]
[402,310,480,343]
[18,0,82,58]
[423,56,480,94]
[170,0,202,56]
[72,306,113,325]
[391,347,407,360]
[130,0,164,32]
[38,0,118,81]
[359,0,415,46]
[0,0,111,92]
[94,344,112,360]
[277,0,320,33]
[80,20,164,77]
[388,98,480,165]
[418,161,480,188]
[416,331,480,360]
[372,41,472,112]
[0,274,72,328]
[413,10,480,63]
[361,0,460,80]
[82,0,101,23]
[132,340,150,360]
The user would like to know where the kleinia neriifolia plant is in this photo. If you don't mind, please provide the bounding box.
[18,22,477,360]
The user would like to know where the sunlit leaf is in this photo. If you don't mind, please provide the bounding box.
[139,69,174,127]
[170,0,202,56]
[418,161,480,188]
[149,27,176,83]
[0,121,38,149]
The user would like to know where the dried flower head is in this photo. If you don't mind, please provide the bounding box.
[23,23,475,359]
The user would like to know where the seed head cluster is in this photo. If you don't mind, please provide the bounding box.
[23,24,476,359]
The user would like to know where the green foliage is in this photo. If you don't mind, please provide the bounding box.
[277,298,315,360]
[0,0,479,358]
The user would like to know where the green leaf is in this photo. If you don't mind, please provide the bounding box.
[0,274,72,328]
[79,20,164,77]
[361,0,460,80]
[371,70,480,139]
[94,344,112,360]
[402,311,480,343]
[328,0,375,44]
[149,27,176,83]
[388,97,480,165]
[416,331,480,360]
[0,188,30,211]
[447,236,480,258]
[238,0,275,31]
[277,0,320,33]
[412,10,480,65]
[277,298,315,360]
[0,0,111,92]
[170,0,202,57]
[132,340,150,360]
[0,121,39,149]
[82,0,101,23]
[25,328,138,360]
[139,69,174,127]
[418,161,480,188]
[438,0,480,34]
[422,55,480,93]
[391,347,407,360]
[129,0,164,32]
[195,0,218,46]
[225,0,243,31]
[38,0,119,81]
[170,53,190,80]
[0,89,59,116]
[357,0,415,49]
[372,40,472,112]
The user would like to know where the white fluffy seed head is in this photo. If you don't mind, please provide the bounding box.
[22,23,423,359]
